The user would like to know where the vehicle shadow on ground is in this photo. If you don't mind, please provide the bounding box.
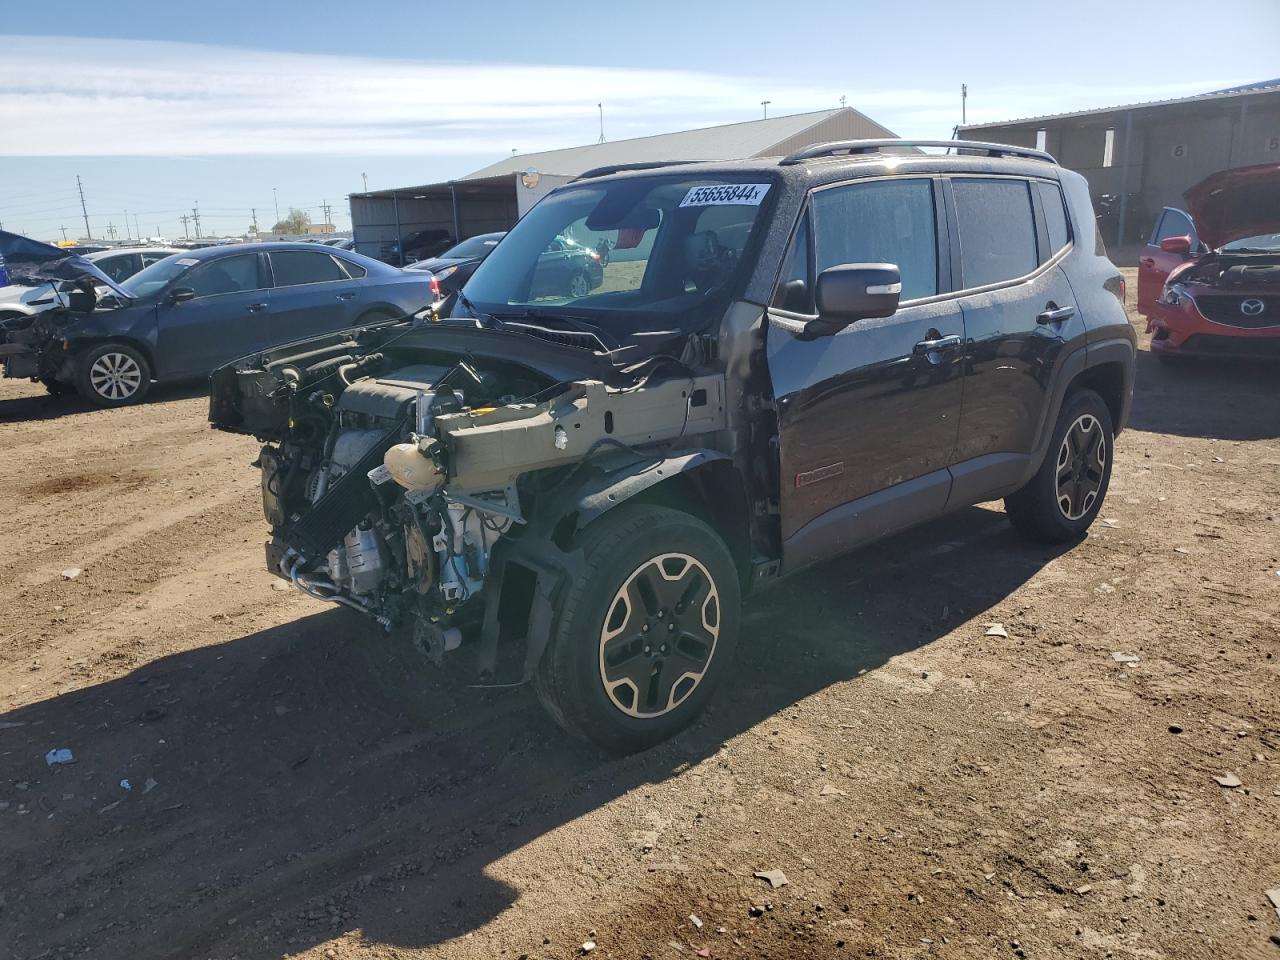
[0,506,1069,960]
[1126,349,1279,441]
[0,379,208,424]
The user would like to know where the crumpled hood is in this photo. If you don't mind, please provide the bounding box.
[1184,163,1280,250]
[0,230,133,299]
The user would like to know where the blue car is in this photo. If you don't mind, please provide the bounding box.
[0,242,433,406]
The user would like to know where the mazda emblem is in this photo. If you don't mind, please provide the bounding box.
[1241,298,1266,316]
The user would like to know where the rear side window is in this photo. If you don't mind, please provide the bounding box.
[186,255,262,298]
[952,178,1037,288]
[1036,181,1071,255]
[812,179,938,301]
[95,254,137,283]
[335,256,367,279]
[270,251,348,286]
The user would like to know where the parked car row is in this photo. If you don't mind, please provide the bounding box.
[0,237,434,406]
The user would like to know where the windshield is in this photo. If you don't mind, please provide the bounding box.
[460,175,775,341]
[1221,232,1280,253]
[442,235,502,259]
[120,253,195,298]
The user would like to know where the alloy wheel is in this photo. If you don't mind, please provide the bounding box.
[569,273,590,298]
[1055,413,1106,520]
[89,351,143,402]
[597,552,720,718]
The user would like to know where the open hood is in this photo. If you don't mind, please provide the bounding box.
[0,231,134,300]
[1183,163,1280,250]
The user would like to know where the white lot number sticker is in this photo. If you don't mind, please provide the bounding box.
[176,257,200,266]
[679,183,771,208]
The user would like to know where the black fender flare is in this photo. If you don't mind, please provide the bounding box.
[567,447,733,534]
[475,448,737,685]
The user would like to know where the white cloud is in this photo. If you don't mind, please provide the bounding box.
[0,36,1232,158]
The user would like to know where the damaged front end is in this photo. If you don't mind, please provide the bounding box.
[211,318,727,681]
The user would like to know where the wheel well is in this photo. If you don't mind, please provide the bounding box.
[608,460,753,590]
[72,337,156,378]
[1066,361,1125,433]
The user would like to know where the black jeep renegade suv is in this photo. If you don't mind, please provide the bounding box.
[212,139,1136,751]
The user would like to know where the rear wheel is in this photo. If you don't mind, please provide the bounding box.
[75,343,151,407]
[535,504,740,753]
[1005,388,1113,543]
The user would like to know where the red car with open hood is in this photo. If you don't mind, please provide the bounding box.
[1137,163,1280,361]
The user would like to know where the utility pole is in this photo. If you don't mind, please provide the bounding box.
[251,208,259,234]
[839,95,847,109]
[76,174,91,240]
[191,204,201,239]
[272,187,279,226]
[321,199,332,228]
[106,221,117,240]
[133,213,142,240]
[597,102,605,143]
[961,83,968,126]
[179,214,190,240]
[59,225,68,242]
[761,100,771,119]
[124,209,130,240]
[361,172,368,193]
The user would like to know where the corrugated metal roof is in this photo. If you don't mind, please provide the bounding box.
[960,79,1280,131]
[460,108,892,179]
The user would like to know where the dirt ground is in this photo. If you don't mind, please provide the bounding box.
[2,271,1278,960]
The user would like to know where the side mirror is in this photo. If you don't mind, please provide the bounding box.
[1159,235,1192,256]
[815,263,901,325]
[169,287,196,303]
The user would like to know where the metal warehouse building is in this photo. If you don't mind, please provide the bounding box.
[348,107,897,262]
[959,80,1280,250]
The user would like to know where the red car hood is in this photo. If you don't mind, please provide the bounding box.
[1184,163,1280,250]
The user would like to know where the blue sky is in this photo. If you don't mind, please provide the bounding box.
[1,0,1277,242]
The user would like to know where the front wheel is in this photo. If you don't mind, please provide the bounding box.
[567,271,591,299]
[75,343,152,407]
[535,504,740,753]
[1005,388,1114,543]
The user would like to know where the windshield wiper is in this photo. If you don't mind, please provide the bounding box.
[456,290,504,329]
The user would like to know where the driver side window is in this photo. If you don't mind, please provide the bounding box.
[185,255,262,299]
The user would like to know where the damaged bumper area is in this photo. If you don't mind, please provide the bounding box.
[0,312,74,381]
[210,320,726,681]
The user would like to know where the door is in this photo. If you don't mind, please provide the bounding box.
[154,253,271,378]
[767,177,964,569]
[948,176,1082,492]
[266,250,366,344]
[1138,208,1198,315]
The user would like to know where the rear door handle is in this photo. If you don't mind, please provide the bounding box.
[913,334,962,355]
[1140,257,1155,267]
[1037,304,1075,325]
[246,302,268,313]
[336,291,356,301]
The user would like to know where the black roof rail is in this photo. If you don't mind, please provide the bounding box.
[571,160,718,181]
[778,139,1056,166]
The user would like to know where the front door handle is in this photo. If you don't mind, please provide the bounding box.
[1140,257,1155,267]
[1037,303,1075,325]
[246,302,268,313]
[913,333,962,355]
[335,292,356,301]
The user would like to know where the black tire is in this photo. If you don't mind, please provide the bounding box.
[355,308,398,326]
[535,504,740,753]
[74,342,152,407]
[1005,388,1113,544]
